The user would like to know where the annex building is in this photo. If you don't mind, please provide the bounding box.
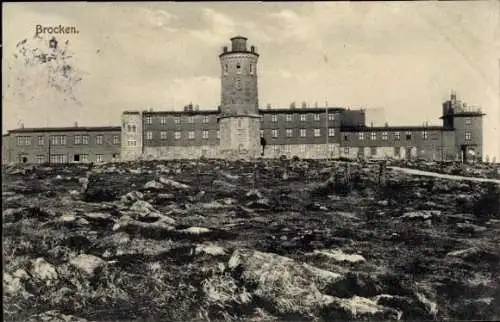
[2,36,485,164]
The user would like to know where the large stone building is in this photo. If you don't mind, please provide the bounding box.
[2,125,121,164]
[120,36,485,162]
[2,36,485,164]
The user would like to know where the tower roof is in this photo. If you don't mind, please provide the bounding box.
[230,35,247,40]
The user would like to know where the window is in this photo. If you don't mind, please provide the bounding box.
[406,132,412,140]
[300,129,307,137]
[127,124,137,133]
[224,64,228,74]
[80,154,88,162]
[344,147,349,155]
[186,116,194,124]
[50,154,67,164]
[96,154,103,163]
[286,114,293,122]
[216,130,220,139]
[96,135,103,145]
[465,132,472,141]
[465,118,471,125]
[202,130,209,139]
[188,131,195,139]
[203,115,209,124]
[371,132,376,140]
[237,119,242,128]
[82,135,89,145]
[344,134,349,141]
[236,62,241,74]
[50,135,66,145]
[260,130,264,137]
[299,145,306,153]
[146,116,152,124]
[370,147,377,155]
[286,129,293,137]
[17,136,31,146]
[272,129,279,138]
[160,116,167,125]
[394,132,400,140]
[328,128,335,137]
[145,131,152,140]
[36,155,45,164]
[271,115,278,122]
[174,131,181,140]
[174,117,180,124]
[300,114,307,122]
[74,135,81,145]
[328,113,336,121]
[422,131,428,140]
[382,132,388,141]
[160,131,167,140]
[358,132,364,140]
[314,129,321,137]
[284,145,291,153]
[38,136,44,145]
[328,144,335,152]
[249,63,253,75]
[128,139,136,146]
[313,114,320,121]
[113,135,120,144]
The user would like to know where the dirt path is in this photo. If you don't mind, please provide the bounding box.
[389,166,500,184]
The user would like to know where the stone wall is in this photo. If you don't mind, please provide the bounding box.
[143,146,220,160]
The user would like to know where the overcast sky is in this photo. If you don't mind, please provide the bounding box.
[2,1,499,159]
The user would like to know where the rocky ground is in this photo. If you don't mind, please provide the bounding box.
[3,159,500,321]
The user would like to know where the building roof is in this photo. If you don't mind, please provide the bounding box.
[7,126,121,134]
[142,109,220,115]
[341,125,451,132]
[259,107,347,114]
[440,111,486,119]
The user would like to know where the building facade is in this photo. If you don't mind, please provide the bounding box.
[2,126,121,164]
[2,36,485,164]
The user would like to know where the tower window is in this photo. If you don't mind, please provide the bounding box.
[465,118,471,125]
[236,63,241,74]
[224,64,228,74]
[465,132,472,140]
[249,63,253,75]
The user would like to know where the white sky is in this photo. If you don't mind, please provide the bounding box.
[2,1,499,159]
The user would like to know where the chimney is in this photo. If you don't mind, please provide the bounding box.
[195,104,199,111]
[314,101,318,108]
[384,122,388,127]
[370,122,373,127]
[301,101,307,109]
[74,121,78,127]
[266,103,271,110]
[251,45,255,53]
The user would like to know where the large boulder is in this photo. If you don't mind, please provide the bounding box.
[69,254,106,278]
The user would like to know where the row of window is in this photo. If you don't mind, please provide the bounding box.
[265,128,335,138]
[268,113,336,122]
[35,154,108,164]
[144,115,211,125]
[141,113,338,126]
[17,135,119,146]
[144,130,220,141]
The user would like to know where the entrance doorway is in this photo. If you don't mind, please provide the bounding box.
[74,154,80,162]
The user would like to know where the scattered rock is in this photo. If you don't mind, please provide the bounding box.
[195,243,227,256]
[456,222,487,234]
[69,254,106,277]
[159,176,190,189]
[311,249,366,263]
[120,190,144,204]
[30,258,58,282]
[3,208,25,223]
[179,227,211,235]
[25,310,88,322]
[144,180,164,190]
[400,210,441,220]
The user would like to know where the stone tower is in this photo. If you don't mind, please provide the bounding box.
[218,36,261,159]
[120,111,143,161]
